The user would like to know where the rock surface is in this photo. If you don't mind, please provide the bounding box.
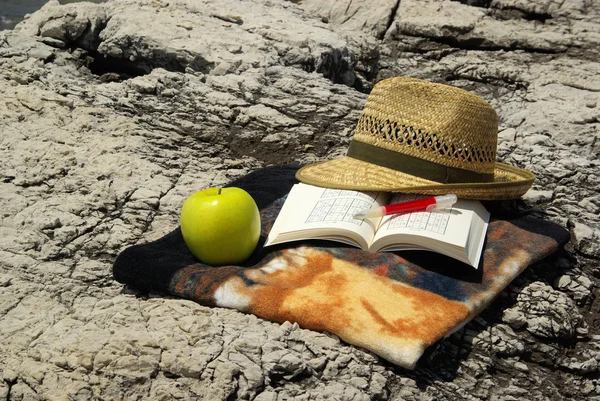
[0,0,599,400]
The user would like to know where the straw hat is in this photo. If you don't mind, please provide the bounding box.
[296,77,535,200]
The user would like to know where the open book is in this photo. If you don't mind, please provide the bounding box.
[265,183,490,268]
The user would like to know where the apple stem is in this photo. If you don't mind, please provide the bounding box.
[218,188,222,195]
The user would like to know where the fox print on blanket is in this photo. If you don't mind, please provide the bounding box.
[173,246,470,368]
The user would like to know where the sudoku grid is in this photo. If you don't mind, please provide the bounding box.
[385,194,450,234]
[305,189,378,225]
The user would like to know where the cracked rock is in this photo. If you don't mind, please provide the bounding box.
[502,282,586,340]
[1,0,600,399]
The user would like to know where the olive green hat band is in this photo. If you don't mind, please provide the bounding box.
[347,140,495,184]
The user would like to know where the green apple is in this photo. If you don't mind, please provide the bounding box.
[180,187,261,265]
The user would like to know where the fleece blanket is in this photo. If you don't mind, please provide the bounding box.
[113,165,569,369]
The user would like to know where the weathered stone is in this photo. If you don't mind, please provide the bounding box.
[502,282,586,340]
[1,0,599,399]
[302,0,399,38]
[572,221,600,258]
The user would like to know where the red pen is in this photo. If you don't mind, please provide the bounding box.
[353,194,457,219]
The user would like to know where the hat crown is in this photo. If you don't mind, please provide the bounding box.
[353,77,498,175]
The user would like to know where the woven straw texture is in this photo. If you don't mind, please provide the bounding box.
[354,77,498,175]
[296,157,534,200]
[296,77,535,200]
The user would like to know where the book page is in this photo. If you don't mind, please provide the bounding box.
[266,183,390,249]
[370,194,489,265]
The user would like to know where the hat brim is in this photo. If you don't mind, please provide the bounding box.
[296,157,535,200]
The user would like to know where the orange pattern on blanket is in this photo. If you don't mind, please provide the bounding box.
[242,248,470,353]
